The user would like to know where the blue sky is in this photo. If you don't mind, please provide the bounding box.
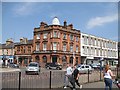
[2,1,119,43]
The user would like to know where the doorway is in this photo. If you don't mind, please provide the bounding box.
[52,56,57,63]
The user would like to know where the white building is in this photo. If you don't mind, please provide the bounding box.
[81,33,118,66]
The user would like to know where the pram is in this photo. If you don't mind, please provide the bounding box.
[113,78,120,89]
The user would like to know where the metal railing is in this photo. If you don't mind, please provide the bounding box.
[1,67,120,89]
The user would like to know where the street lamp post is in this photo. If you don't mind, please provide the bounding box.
[100,57,103,81]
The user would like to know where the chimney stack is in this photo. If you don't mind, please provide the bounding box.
[64,20,67,27]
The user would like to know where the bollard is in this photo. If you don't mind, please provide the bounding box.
[88,69,89,83]
[49,71,52,89]
[100,68,102,81]
[18,72,21,90]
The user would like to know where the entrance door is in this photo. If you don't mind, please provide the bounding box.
[52,56,57,63]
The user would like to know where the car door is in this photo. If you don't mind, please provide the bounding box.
[53,63,57,69]
[50,63,54,69]
[80,65,85,73]
[85,65,89,73]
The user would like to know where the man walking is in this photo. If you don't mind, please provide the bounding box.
[72,64,82,90]
[64,63,73,89]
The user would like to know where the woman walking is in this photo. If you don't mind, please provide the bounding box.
[103,65,115,90]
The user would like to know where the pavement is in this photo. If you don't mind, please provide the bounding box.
[62,81,119,90]
[0,67,21,72]
[82,81,118,88]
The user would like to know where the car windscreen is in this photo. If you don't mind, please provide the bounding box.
[29,63,37,67]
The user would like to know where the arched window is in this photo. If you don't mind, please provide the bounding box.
[69,57,73,64]
[76,57,78,64]
[18,58,23,64]
[42,56,47,63]
[62,56,67,62]
[35,56,39,62]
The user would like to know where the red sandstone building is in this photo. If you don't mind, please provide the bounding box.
[15,37,33,66]
[32,17,81,67]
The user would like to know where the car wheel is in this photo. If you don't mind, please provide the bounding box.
[56,67,60,70]
[25,71,28,75]
[37,71,39,75]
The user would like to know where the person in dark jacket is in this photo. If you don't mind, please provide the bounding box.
[71,64,82,90]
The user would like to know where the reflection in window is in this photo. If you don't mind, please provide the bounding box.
[36,34,40,39]
[76,46,78,52]
[53,31,57,37]
[36,43,40,51]
[70,45,73,52]
[70,34,73,40]
[63,33,67,39]
[53,42,57,50]
[76,37,79,42]
[63,43,66,51]
[43,33,48,39]
[43,43,47,51]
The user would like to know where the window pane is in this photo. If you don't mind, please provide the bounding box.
[70,34,73,40]
[63,44,66,51]
[54,31,57,37]
[43,43,47,50]
[76,46,78,52]
[53,42,57,50]
[76,37,78,41]
[36,43,39,51]
[36,34,40,39]
[70,45,73,52]
[43,33,47,39]
[63,33,66,39]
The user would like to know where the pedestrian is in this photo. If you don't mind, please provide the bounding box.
[72,64,82,90]
[103,65,115,90]
[64,63,73,89]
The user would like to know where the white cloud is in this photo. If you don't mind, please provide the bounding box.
[13,2,36,16]
[86,14,118,29]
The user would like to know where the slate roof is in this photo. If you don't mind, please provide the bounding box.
[0,39,33,49]
[15,39,33,46]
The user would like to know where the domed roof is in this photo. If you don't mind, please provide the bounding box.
[52,17,60,25]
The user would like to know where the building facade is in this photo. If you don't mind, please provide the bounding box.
[81,33,118,66]
[0,39,14,66]
[15,37,33,66]
[32,17,81,67]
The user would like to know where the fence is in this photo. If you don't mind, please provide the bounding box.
[2,67,120,89]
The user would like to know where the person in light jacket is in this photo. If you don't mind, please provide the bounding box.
[103,65,115,90]
[64,63,73,89]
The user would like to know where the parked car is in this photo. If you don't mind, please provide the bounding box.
[90,63,100,69]
[77,64,93,74]
[77,64,81,68]
[45,63,62,70]
[25,62,41,75]
[90,63,104,70]
[8,63,19,68]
